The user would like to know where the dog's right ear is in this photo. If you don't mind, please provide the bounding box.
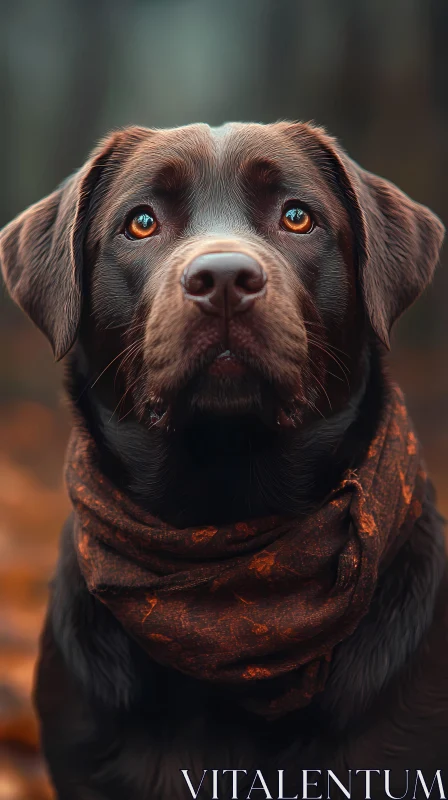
[0,127,148,361]
[294,123,445,349]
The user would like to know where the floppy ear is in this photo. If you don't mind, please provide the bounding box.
[298,124,445,348]
[0,127,147,360]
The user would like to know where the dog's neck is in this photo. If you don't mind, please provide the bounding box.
[66,343,380,528]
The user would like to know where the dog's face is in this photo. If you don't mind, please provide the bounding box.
[84,123,360,427]
[0,122,444,432]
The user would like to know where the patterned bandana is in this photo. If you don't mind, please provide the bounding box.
[66,384,426,718]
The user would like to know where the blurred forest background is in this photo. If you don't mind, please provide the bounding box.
[0,0,447,797]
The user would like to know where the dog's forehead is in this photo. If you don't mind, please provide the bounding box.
[117,121,326,185]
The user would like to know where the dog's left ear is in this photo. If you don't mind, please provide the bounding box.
[0,127,148,360]
[291,124,445,348]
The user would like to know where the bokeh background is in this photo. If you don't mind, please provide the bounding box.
[0,1,447,797]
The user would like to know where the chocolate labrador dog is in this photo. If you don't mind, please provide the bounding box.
[1,122,447,800]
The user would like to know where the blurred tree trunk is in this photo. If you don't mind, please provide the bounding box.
[428,0,448,345]
[48,0,118,185]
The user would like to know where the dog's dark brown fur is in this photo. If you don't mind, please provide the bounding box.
[1,122,447,799]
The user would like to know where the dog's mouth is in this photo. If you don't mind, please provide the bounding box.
[146,348,304,432]
[206,349,248,379]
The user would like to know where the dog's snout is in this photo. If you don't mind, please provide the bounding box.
[181,252,267,316]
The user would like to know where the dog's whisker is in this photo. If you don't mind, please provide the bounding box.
[305,333,350,367]
[112,376,143,423]
[109,367,144,422]
[114,339,145,377]
[90,341,143,389]
[104,320,147,332]
[304,324,351,357]
[306,398,326,420]
[309,372,332,412]
[306,336,351,389]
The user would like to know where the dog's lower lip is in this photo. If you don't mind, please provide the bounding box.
[207,350,247,378]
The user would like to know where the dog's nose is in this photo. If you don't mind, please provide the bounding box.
[181,252,267,316]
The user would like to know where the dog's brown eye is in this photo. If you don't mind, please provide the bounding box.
[281,205,314,234]
[125,208,158,239]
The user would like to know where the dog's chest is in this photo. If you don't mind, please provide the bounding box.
[114,709,267,800]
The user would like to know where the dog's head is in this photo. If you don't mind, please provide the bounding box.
[0,122,444,430]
